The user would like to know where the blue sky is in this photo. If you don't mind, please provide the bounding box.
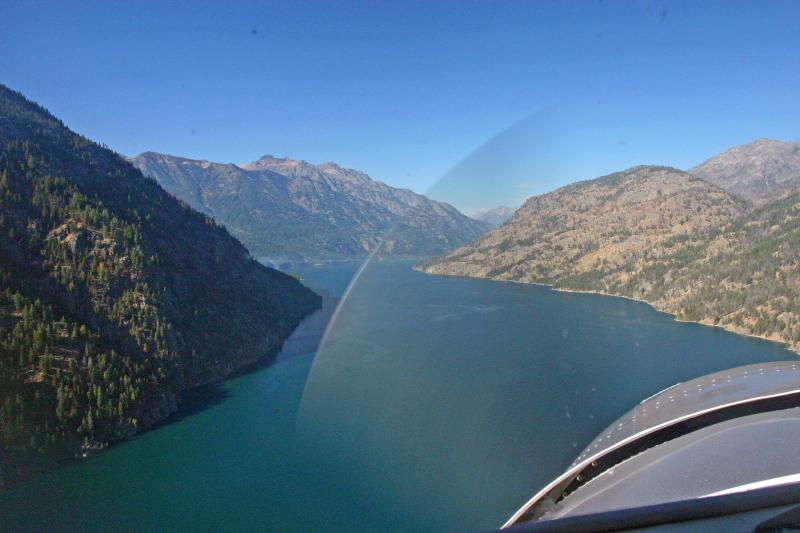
[2,1,800,211]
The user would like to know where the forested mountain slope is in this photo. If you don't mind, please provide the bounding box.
[623,193,800,352]
[0,85,320,483]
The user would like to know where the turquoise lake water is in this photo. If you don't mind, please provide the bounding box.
[0,258,795,532]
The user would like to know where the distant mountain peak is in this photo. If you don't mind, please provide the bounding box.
[252,154,285,163]
[689,138,800,206]
[472,206,515,228]
[133,151,240,173]
[750,137,786,146]
[242,154,315,172]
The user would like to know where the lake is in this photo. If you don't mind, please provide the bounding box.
[1,258,795,532]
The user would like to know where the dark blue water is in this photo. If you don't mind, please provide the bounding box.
[1,259,794,532]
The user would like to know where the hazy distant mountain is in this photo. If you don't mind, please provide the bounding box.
[471,206,514,228]
[689,138,800,206]
[131,153,490,260]
[420,166,745,286]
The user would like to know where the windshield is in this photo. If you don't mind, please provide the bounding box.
[1,2,799,532]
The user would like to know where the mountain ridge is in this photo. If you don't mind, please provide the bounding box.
[131,151,490,260]
[420,165,746,283]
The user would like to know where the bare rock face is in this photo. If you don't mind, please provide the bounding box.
[420,165,746,288]
[689,138,800,207]
[131,153,490,260]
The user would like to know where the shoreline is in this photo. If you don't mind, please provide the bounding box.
[0,300,321,489]
[553,286,793,351]
[415,266,798,355]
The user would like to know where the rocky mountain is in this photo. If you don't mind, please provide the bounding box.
[471,206,515,228]
[0,85,320,483]
[420,166,746,287]
[689,138,800,206]
[130,152,490,260]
